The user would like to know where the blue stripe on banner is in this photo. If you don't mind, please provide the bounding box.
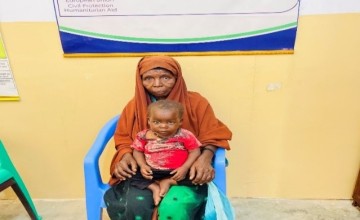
[60,28,297,54]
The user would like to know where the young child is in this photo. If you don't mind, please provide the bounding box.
[130,99,201,205]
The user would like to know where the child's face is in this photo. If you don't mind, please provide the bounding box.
[148,107,182,139]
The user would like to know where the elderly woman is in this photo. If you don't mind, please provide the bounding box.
[104,56,232,220]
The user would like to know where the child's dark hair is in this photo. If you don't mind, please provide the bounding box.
[147,100,184,119]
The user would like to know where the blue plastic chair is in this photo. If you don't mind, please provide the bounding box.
[84,115,227,220]
[0,140,42,220]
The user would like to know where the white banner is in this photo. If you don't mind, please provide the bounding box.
[53,0,300,56]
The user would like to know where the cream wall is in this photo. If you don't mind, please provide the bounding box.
[0,13,360,199]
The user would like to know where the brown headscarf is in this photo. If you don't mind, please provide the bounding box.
[110,56,232,185]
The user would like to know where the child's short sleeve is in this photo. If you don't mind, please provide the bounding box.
[180,129,202,150]
[130,130,147,152]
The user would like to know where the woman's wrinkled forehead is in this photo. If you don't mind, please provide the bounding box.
[138,56,180,76]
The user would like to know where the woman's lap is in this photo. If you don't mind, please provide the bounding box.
[104,181,207,220]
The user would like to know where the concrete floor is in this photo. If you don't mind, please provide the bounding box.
[0,198,359,220]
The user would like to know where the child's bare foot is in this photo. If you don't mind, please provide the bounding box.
[148,183,161,206]
[159,178,177,197]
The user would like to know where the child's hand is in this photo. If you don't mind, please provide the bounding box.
[170,167,188,181]
[140,165,153,180]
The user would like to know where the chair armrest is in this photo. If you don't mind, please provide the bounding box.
[213,148,227,194]
[84,115,120,186]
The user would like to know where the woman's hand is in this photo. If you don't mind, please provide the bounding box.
[113,153,137,181]
[189,149,215,185]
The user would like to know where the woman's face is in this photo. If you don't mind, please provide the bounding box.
[142,68,176,99]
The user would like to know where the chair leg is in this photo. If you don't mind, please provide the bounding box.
[86,194,103,220]
[85,207,103,220]
[1,178,40,219]
[11,180,40,220]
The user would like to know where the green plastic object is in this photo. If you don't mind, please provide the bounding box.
[0,140,42,220]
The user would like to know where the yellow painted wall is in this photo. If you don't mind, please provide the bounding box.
[0,13,359,199]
